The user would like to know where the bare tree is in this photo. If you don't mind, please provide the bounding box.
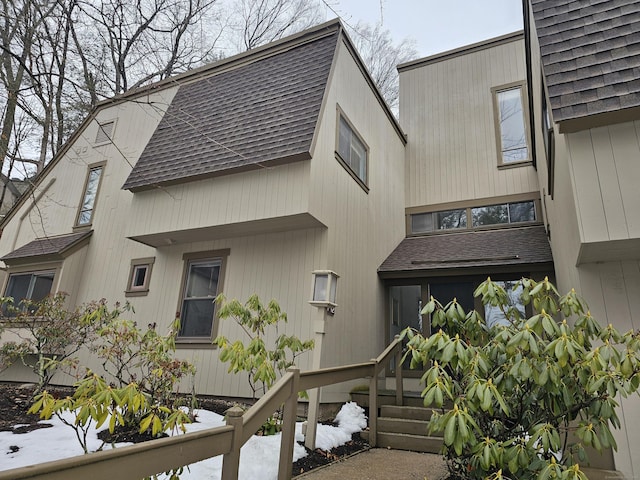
[76,0,221,95]
[0,0,50,175]
[0,0,223,186]
[231,0,322,50]
[347,21,417,112]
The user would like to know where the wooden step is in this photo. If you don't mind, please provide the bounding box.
[350,389,425,408]
[361,430,443,454]
[377,417,431,436]
[380,405,436,421]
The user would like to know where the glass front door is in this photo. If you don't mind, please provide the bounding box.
[389,285,424,370]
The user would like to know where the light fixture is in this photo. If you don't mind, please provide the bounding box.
[309,270,339,312]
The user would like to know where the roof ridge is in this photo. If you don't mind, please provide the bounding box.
[98,19,343,108]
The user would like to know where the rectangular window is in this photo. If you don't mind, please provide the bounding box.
[493,84,530,165]
[411,208,467,233]
[95,120,115,144]
[472,201,536,227]
[177,250,228,341]
[125,257,155,297]
[411,200,537,234]
[337,113,368,186]
[3,271,55,315]
[76,164,104,227]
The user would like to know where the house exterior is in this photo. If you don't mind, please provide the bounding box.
[384,1,639,476]
[525,1,640,476]
[0,2,639,476]
[383,31,554,367]
[0,20,406,402]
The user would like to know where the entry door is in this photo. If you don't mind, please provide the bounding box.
[389,285,424,370]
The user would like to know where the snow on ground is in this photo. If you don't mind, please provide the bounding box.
[0,402,367,480]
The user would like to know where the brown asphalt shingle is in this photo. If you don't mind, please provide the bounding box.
[1,231,93,262]
[123,30,339,191]
[378,226,552,275]
[531,0,640,123]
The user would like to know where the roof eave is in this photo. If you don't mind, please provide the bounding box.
[378,260,555,280]
[124,152,312,192]
[557,105,640,133]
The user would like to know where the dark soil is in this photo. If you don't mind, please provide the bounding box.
[0,382,369,476]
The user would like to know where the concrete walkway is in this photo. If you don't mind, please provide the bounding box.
[295,448,448,480]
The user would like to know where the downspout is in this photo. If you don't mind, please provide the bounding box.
[523,0,537,169]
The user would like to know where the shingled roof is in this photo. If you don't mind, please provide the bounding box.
[123,26,339,191]
[378,226,553,277]
[531,0,640,129]
[1,231,93,264]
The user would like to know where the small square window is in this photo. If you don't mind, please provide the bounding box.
[125,257,154,297]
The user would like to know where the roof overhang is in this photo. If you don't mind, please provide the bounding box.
[1,231,93,266]
[558,105,640,133]
[128,213,326,248]
[378,225,554,279]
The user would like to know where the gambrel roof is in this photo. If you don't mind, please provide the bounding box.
[123,25,340,191]
[532,0,640,130]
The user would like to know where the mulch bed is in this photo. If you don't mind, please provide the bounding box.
[0,382,368,476]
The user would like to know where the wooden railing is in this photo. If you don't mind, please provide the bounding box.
[0,336,403,480]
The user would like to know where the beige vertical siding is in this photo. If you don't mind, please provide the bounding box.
[0,87,179,253]
[400,37,539,209]
[566,121,640,244]
[307,37,406,400]
[528,5,640,473]
[72,227,327,398]
[125,160,312,240]
[573,261,640,478]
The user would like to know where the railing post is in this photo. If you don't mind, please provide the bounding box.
[278,368,300,480]
[305,387,320,450]
[369,360,379,447]
[222,406,244,480]
[305,313,326,450]
[394,335,403,406]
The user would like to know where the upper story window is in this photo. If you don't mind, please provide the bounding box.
[336,111,368,188]
[411,208,467,233]
[95,120,115,145]
[471,201,536,227]
[492,83,530,166]
[410,199,538,235]
[76,163,104,227]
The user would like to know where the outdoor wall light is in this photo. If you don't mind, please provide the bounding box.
[309,270,339,313]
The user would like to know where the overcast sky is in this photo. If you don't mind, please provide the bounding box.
[324,0,524,59]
